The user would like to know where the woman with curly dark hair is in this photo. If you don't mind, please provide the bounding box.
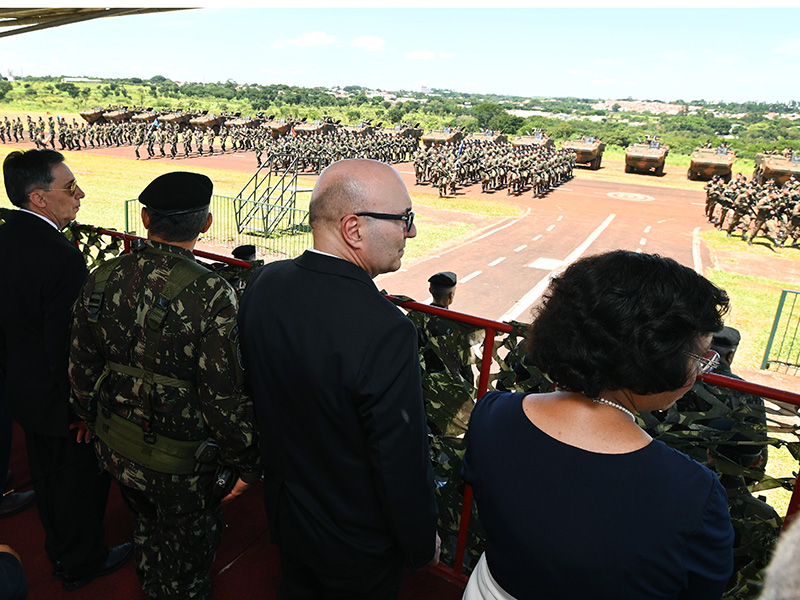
[461,250,735,600]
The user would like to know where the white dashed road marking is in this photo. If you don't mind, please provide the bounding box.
[460,270,482,283]
[501,213,616,321]
[528,258,564,270]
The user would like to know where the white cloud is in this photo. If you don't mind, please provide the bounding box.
[351,36,385,52]
[272,31,336,49]
[406,50,436,60]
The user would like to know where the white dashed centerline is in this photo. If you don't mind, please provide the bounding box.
[532,235,542,241]
[488,257,506,267]
[460,270,482,283]
[546,225,555,232]
[514,245,527,252]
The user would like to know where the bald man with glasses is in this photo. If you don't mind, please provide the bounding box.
[240,159,439,599]
[0,149,131,590]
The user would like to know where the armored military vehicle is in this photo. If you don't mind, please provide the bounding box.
[102,107,133,123]
[687,146,734,182]
[753,152,800,185]
[131,108,160,124]
[512,129,554,149]
[190,111,227,132]
[421,127,465,148]
[261,116,296,139]
[562,136,606,170]
[624,136,669,175]
[342,119,377,136]
[225,113,264,129]
[381,122,423,139]
[467,130,508,144]
[159,111,192,129]
[293,116,340,136]
[79,107,106,125]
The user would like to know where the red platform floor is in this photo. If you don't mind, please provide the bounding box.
[2,423,465,600]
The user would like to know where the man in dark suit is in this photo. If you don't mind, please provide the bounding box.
[239,158,440,599]
[0,149,131,591]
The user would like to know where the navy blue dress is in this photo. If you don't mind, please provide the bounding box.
[462,391,734,600]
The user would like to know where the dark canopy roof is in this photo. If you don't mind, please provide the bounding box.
[0,8,192,39]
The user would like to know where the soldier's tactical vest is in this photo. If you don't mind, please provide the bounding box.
[85,244,219,475]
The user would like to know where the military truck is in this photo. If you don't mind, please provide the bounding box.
[79,107,106,125]
[753,152,800,186]
[421,127,465,148]
[512,129,554,149]
[562,136,606,170]
[467,130,508,144]
[624,136,669,175]
[687,146,734,182]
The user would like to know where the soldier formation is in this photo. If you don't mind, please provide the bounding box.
[413,140,576,198]
[704,172,800,247]
[0,113,424,170]
[254,128,419,171]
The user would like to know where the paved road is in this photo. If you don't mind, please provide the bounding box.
[377,176,708,323]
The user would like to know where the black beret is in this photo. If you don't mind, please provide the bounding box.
[139,172,212,214]
[428,271,457,287]
[711,326,741,352]
[232,244,256,260]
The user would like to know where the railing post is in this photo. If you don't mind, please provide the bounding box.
[762,290,788,370]
[452,326,496,576]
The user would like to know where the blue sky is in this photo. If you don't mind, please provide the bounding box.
[1,4,798,104]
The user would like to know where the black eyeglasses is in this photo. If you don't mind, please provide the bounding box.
[352,211,415,232]
[46,180,79,197]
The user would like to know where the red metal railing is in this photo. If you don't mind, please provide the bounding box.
[73,224,800,584]
[391,297,800,583]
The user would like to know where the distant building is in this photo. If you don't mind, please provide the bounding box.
[591,99,702,116]
[61,77,101,83]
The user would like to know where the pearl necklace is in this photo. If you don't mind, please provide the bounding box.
[592,397,636,422]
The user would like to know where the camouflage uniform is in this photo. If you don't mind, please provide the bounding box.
[69,239,260,600]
